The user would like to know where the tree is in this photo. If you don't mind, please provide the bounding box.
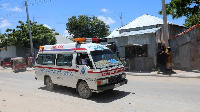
[0,34,7,48]
[159,0,200,28]
[3,21,57,48]
[66,15,110,38]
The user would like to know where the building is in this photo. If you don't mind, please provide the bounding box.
[169,24,200,70]
[107,14,185,71]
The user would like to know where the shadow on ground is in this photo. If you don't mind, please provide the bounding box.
[39,85,132,103]
[126,70,152,73]
[179,69,200,74]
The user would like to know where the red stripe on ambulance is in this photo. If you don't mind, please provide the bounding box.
[35,66,78,72]
[88,67,124,76]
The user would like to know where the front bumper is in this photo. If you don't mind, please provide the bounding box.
[97,79,128,92]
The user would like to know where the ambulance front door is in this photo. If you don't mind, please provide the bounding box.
[75,53,93,78]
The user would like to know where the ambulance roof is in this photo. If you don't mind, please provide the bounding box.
[39,42,109,54]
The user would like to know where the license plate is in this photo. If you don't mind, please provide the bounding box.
[114,83,120,88]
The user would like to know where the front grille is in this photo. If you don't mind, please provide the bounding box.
[108,75,122,84]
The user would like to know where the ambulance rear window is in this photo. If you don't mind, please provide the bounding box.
[56,54,73,66]
[36,54,56,65]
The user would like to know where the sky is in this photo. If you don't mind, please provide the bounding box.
[0,0,186,37]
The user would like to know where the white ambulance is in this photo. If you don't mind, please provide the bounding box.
[35,38,127,98]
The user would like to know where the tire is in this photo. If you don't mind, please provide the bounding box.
[45,77,55,91]
[77,81,92,99]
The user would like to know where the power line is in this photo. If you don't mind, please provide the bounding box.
[0,0,53,23]
[0,1,24,22]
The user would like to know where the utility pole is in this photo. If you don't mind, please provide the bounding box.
[120,12,123,27]
[161,0,169,47]
[25,1,34,56]
[33,15,35,22]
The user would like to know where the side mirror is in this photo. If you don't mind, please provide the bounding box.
[122,60,126,64]
[86,61,93,69]
[120,58,126,64]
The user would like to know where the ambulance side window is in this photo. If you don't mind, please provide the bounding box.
[36,54,56,65]
[56,54,73,66]
[76,53,93,69]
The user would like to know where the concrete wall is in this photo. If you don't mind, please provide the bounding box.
[169,39,181,69]
[116,36,128,58]
[196,27,200,41]
[168,24,186,39]
[0,46,16,61]
[134,57,154,71]
[190,41,200,70]
[169,26,200,70]
[169,33,191,70]
[107,38,117,43]
[190,27,200,70]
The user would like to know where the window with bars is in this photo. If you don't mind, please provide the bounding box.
[125,45,148,58]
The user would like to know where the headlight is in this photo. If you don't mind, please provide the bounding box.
[122,74,126,79]
[97,79,108,85]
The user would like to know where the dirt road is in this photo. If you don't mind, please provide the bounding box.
[0,70,200,112]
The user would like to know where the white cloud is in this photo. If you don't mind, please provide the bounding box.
[0,19,11,28]
[10,6,22,12]
[101,8,108,12]
[43,24,52,29]
[0,3,9,8]
[98,16,115,25]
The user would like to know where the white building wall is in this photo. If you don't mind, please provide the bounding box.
[0,46,16,61]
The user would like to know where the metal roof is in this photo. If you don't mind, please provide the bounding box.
[107,14,179,39]
[119,14,176,30]
[105,28,119,38]
[118,27,161,37]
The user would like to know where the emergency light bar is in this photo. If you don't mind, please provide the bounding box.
[74,38,107,43]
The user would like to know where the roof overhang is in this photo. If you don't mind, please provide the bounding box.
[121,43,147,47]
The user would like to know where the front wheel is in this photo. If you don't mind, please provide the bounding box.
[77,81,92,99]
[45,77,55,91]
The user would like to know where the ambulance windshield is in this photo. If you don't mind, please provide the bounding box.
[90,49,122,69]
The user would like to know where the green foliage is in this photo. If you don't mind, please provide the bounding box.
[159,0,200,28]
[0,34,7,48]
[66,15,110,38]
[55,32,60,35]
[3,21,56,48]
[184,13,200,27]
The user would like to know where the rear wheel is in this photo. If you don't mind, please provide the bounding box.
[77,81,92,99]
[45,77,55,91]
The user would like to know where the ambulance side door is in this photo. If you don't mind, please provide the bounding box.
[74,53,93,79]
[56,54,74,87]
